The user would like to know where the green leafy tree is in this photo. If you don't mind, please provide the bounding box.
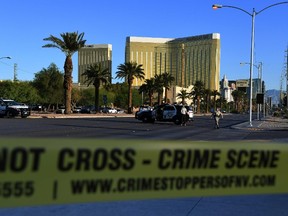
[43,31,86,114]
[0,81,18,99]
[32,63,64,109]
[78,88,95,106]
[14,82,39,104]
[0,80,39,104]
[132,88,143,108]
[110,83,128,109]
[82,63,111,113]
[71,87,81,108]
[116,61,145,114]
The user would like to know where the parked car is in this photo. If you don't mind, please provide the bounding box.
[73,107,82,113]
[136,104,194,124]
[116,109,125,114]
[80,105,97,114]
[102,107,117,114]
[135,105,153,119]
[55,105,66,114]
[29,104,42,111]
[135,108,155,123]
[0,98,30,118]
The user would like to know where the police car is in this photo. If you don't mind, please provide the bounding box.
[136,104,194,124]
[154,104,193,124]
[0,98,31,118]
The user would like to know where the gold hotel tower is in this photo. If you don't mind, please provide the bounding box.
[125,33,220,91]
[78,44,112,86]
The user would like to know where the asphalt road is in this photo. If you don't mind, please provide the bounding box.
[0,113,287,141]
[1,114,287,216]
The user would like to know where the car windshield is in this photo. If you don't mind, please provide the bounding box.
[4,100,20,106]
[139,106,152,111]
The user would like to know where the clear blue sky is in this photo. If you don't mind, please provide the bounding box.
[0,0,287,90]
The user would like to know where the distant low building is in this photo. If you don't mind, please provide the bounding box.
[220,75,265,103]
[220,75,236,102]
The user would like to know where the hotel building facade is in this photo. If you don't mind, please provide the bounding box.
[125,33,221,91]
[78,44,112,86]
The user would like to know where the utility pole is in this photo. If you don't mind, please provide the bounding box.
[13,63,18,82]
[280,73,283,106]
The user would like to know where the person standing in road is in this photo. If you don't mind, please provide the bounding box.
[181,105,188,126]
[211,108,223,129]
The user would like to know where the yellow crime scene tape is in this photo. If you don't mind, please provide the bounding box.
[0,138,287,208]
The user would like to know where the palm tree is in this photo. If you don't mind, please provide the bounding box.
[211,90,221,109]
[204,89,212,113]
[43,31,86,114]
[218,96,226,110]
[82,63,111,113]
[138,78,155,106]
[190,80,205,113]
[176,89,190,105]
[232,90,246,113]
[116,61,145,114]
[161,72,175,103]
[154,74,164,105]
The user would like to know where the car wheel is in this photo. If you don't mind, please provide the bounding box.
[6,111,11,118]
[142,116,148,123]
[173,117,181,125]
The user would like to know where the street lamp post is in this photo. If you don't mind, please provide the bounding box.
[240,62,263,120]
[0,56,12,80]
[0,56,11,60]
[212,2,288,127]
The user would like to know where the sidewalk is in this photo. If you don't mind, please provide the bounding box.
[232,116,288,131]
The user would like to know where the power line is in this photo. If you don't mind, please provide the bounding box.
[0,60,35,78]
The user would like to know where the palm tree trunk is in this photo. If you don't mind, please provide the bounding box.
[95,84,100,113]
[164,88,168,103]
[206,95,209,113]
[128,83,133,114]
[149,93,153,106]
[158,90,163,105]
[197,96,201,113]
[63,56,73,114]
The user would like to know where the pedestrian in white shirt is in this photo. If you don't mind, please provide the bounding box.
[181,105,188,126]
